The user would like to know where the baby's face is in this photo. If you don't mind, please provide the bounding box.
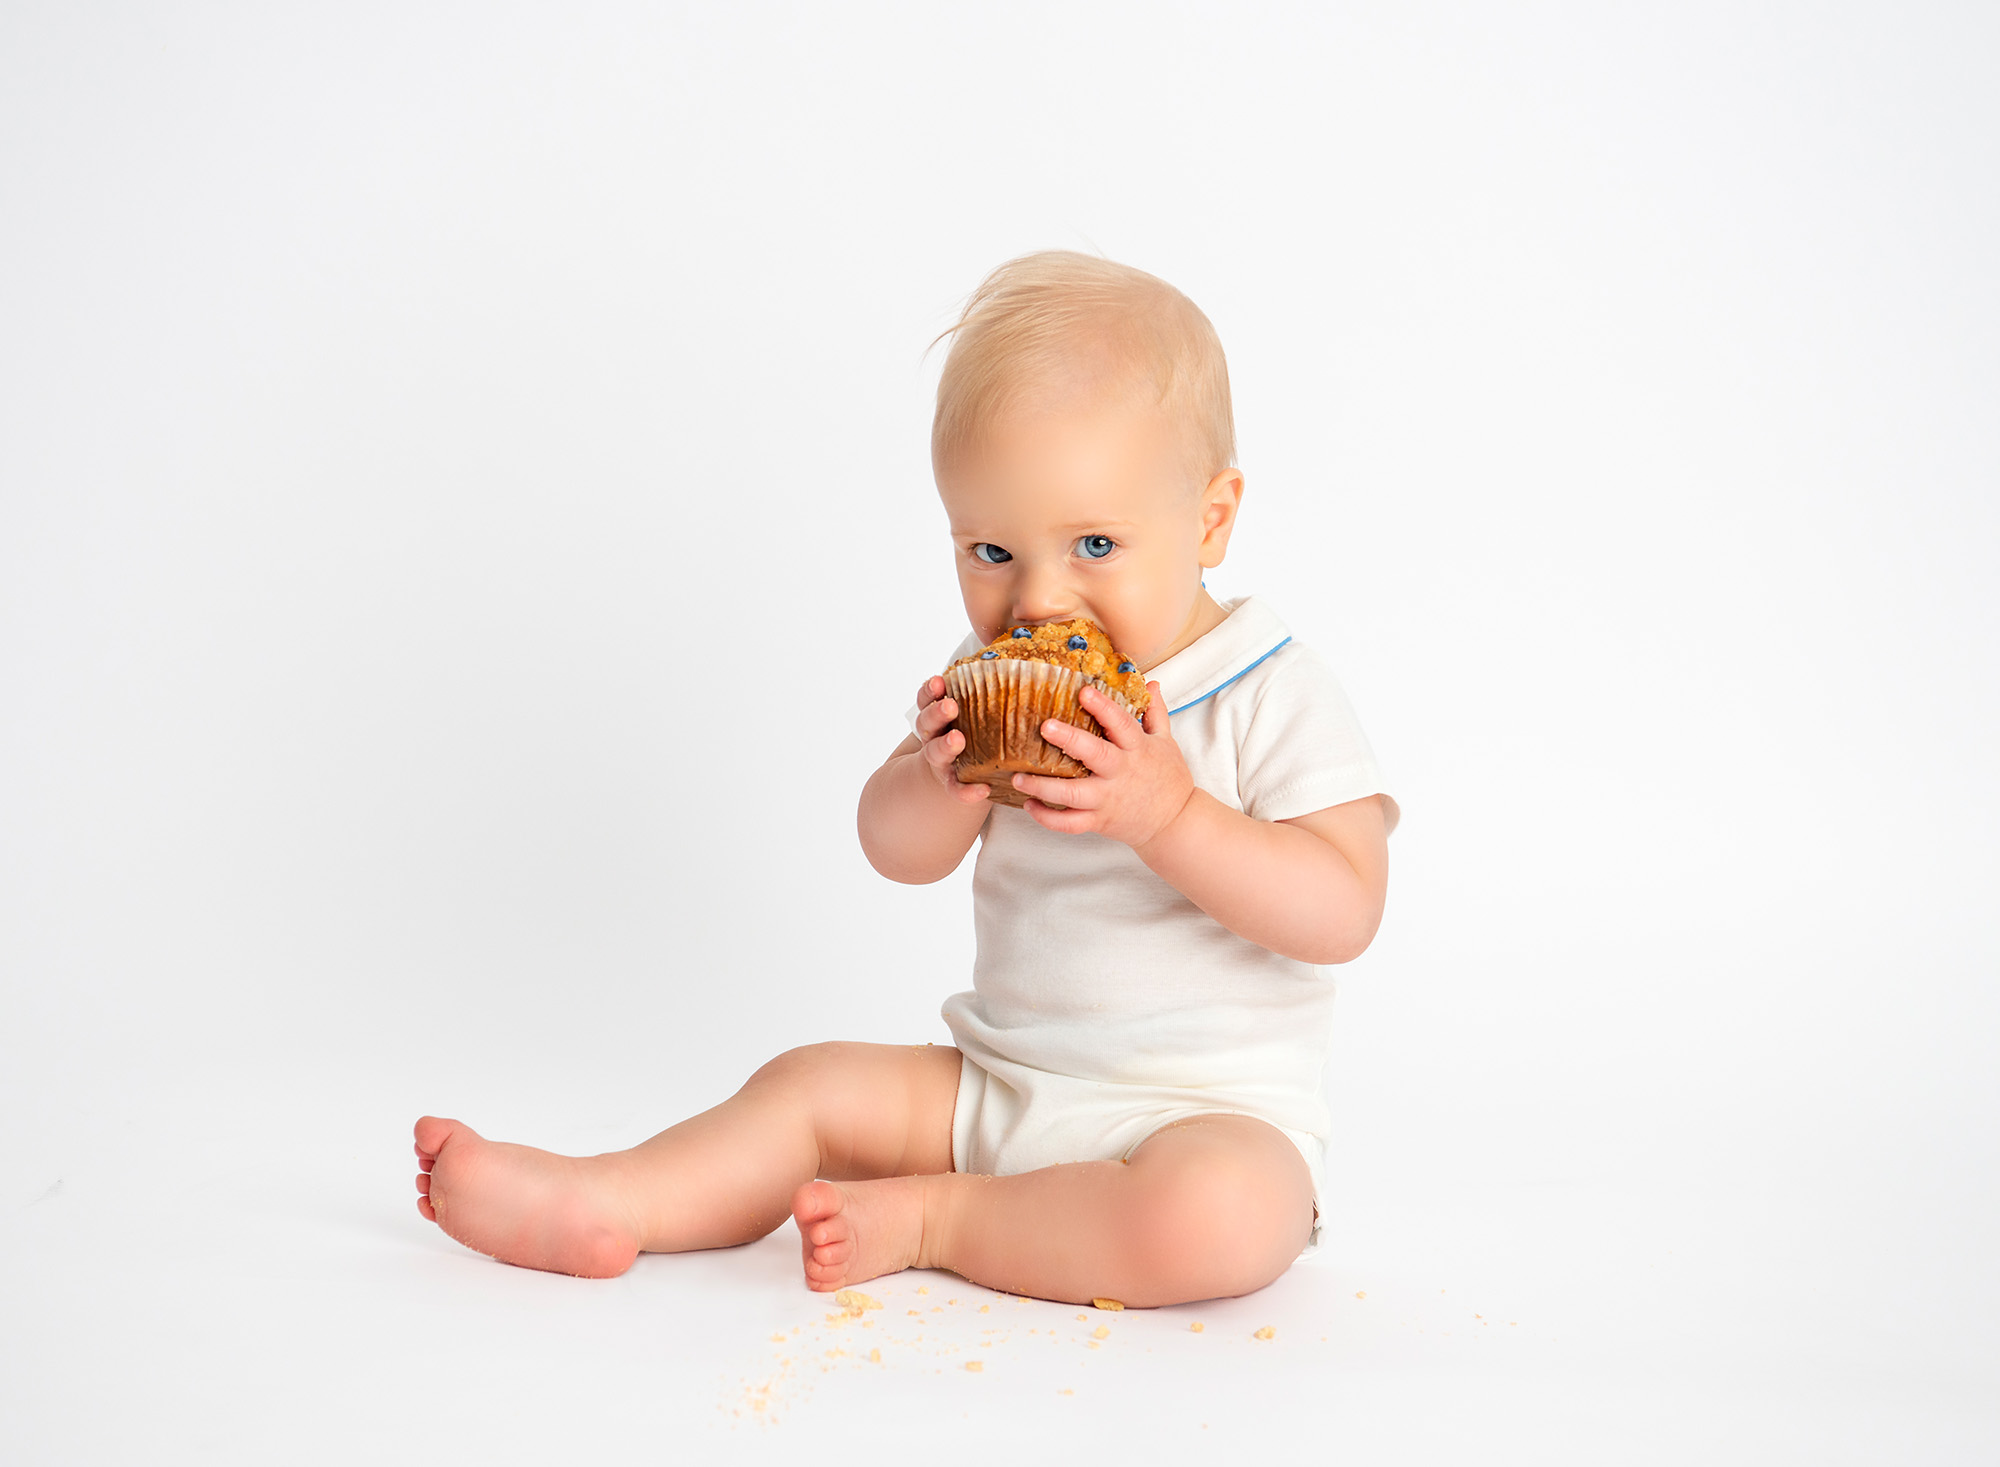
[936,394,1237,673]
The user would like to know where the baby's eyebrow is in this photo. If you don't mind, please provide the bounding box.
[951,519,1137,538]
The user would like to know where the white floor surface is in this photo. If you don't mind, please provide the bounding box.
[5,1064,1994,1464]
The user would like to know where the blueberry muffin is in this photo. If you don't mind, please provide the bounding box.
[942,619,1151,807]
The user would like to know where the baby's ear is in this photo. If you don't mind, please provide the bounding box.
[1197,467,1245,568]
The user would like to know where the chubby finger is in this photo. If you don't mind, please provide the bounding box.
[1140,681,1169,735]
[1012,772,1101,810]
[1079,685,1146,749]
[915,694,959,739]
[923,727,965,766]
[1042,716,1118,774]
[915,675,947,709]
[1024,797,1099,834]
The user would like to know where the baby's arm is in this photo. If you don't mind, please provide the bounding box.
[857,675,993,884]
[1141,789,1387,965]
[1010,684,1389,965]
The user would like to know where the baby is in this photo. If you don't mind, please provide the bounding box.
[413,252,1396,1307]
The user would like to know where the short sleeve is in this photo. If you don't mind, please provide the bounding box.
[1234,645,1400,833]
[904,630,987,735]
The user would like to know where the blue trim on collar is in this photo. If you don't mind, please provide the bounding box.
[1167,636,1291,716]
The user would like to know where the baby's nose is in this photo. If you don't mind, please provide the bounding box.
[1009,573,1072,625]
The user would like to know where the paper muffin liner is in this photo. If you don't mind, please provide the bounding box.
[942,657,1140,809]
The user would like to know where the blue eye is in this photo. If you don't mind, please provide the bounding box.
[1076,534,1116,560]
[972,543,1012,564]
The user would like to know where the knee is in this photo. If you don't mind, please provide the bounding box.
[1123,1150,1310,1301]
[743,1042,856,1100]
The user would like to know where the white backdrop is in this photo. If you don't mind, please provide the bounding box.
[3,4,1995,1461]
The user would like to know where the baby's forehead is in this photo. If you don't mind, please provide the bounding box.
[940,412,1195,533]
[971,348,1211,486]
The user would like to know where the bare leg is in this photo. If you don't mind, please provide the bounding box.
[792,1114,1313,1306]
[414,1041,961,1278]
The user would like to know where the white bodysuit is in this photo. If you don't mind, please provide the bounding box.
[925,596,1398,1247]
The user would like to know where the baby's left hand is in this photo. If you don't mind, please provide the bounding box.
[1012,682,1195,851]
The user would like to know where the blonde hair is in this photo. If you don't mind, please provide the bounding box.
[931,251,1235,488]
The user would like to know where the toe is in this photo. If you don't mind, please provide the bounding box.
[805,1232,852,1288]
[414,1115,466,1159]
[791,1179,841,1226]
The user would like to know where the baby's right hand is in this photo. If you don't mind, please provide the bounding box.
[913,675,991,805]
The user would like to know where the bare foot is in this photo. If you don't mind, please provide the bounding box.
[791,1176,929,1292]
[414,1116,640,1279]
